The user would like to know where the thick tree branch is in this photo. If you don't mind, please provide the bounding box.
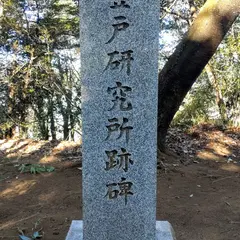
[162,8,189,22]
[157,0,240,151]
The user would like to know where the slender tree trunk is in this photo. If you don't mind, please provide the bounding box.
[56,95,69,140]
[38,118,49,140]
[66,90,73,140]
[205,64,228,126]
[48,98,56,140]
[157,0,240,151]
[19,111,28,138]
[70,113,74,141]
[5,85,15,139]
[5,128,13,139]
[33,101,49,140]
[63,115,69,140]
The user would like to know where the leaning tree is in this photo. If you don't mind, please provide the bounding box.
[157,0,240,151]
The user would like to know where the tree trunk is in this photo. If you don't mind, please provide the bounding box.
[157,0,240,151]
[5,84,15,139]
[63,114,69,140]
[5,127,14,139]
[205,64,228,126]
[70,112,74,141]
[66,91,73,140]
[19,111,28,138]
[33,99,49,140]
[48,98,56,140]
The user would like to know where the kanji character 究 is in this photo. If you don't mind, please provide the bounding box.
[107,81,132,111]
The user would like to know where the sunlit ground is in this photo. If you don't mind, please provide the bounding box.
[0,180,37,200]
[0,127,239,239]
[0,139,82,164]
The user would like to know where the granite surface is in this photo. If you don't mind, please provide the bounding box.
[66,221,176,240]
[80,0,160,239]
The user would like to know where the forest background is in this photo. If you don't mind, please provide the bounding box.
[0,1,240,239]
[0,0,239,146]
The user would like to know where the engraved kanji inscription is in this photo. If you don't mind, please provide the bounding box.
[106,177,133,205]
[106,16,130,44]
[105,117,133,143]
[105,50,134,76]
[105,148,134,172]
[107,81,132,111]
[110,1,130,9]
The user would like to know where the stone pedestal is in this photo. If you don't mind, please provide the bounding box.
[66,220,176,240]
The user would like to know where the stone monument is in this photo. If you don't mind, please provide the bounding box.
[66,0,176,239]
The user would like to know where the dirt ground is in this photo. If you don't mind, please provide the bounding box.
[0,126,240,240]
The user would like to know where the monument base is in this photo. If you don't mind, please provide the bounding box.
[66,220,176,240]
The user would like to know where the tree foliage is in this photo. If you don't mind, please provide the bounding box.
[0,0,239,146]
[0,0,80,140]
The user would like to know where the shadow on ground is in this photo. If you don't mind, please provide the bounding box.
[0,126,239,240]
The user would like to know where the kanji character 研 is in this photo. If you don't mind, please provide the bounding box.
[105,50,134,76]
